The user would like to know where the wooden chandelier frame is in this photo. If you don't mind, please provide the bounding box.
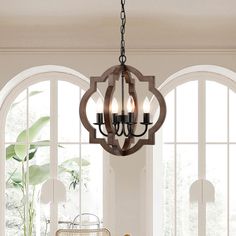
[79,65,166,156]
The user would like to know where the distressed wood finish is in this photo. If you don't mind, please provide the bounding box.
[79,65,166,156]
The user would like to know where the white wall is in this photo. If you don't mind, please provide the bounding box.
[108,148,146,236]
[1,50,236,236]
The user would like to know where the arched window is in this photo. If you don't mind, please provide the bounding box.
[154,65,236,236]
[0,66,103,236]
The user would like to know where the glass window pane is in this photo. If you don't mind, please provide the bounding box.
[163,91,175,143]
[5,79,104,235]
[82,96,100,142]
[230,145,236,235]
[206,144,227,236]
[28,145,50,235]
[80,89,89,142]
[5,144,26,236]
[162,144,175,235]
[58,145,81,228]
[5,90,27,142]
[58,81,80,142]
[206,81,227,142]
[176,81,198,142]
[81,144,103,228]
[176,144,198,236]
[6,144,50,235]
[229,89,236,142]
[29,81,50,142]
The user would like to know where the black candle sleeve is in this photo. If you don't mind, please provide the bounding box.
[96,113,104,124]
[143,113,150,124]
[128,112,134,123]
[112,113,118,124]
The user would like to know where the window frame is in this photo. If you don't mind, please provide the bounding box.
[150,65,236,236]
[0,67,103,236]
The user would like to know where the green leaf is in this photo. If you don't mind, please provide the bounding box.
[30,140,50,148]
[59,158,90,181]
[12,182,23,189]
[28,148,38,161]
[7,140,62,162]
[14,117,50,160]
[11,91,43,108]
[6,145,16,160]
[7,145,38,162]
[12,156,22,162]
[81,159,90,166]
[61,158,90,167]
[30,141,63,149]
[18,116,50,142]
[11,174,22,184]
[6,171,23,188]
[29,91,43,97]
[6,168,18,186]
[28,164,50,186]
[8,162,56,186]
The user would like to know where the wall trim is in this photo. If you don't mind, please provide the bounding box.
[1,48,236,54]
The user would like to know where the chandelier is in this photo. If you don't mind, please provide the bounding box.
[79,0,166,156]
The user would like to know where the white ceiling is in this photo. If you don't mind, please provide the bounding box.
[0,0,236,49]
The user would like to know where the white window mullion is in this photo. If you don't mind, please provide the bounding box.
[174,88,177,236]
[79,87,82,228]
[227,88,230,236]
[25,88,30,236]
[50,79,58,235]
[198,79,206,236]
[153,131,163,236]
[0,123,5,236]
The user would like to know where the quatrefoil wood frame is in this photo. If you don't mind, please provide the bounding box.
[79,65,166,156]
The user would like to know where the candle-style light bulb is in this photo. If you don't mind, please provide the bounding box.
[127,95,135,113]
[143,97,150,113]
[112,98,119,113]
[96,98,103,113]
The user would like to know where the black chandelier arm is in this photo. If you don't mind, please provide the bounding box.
[112,122,132,137]
[98,124,108,137]
[96,120,150,138]
[113,123,120,134]
[123,123,130,137]
[96,122,127,137]
[127,123,149,137]
[96,121,140,137]
[116,123,124,136]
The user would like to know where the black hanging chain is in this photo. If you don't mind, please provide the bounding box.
[119,0,127,65]
[119,0,127,113]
